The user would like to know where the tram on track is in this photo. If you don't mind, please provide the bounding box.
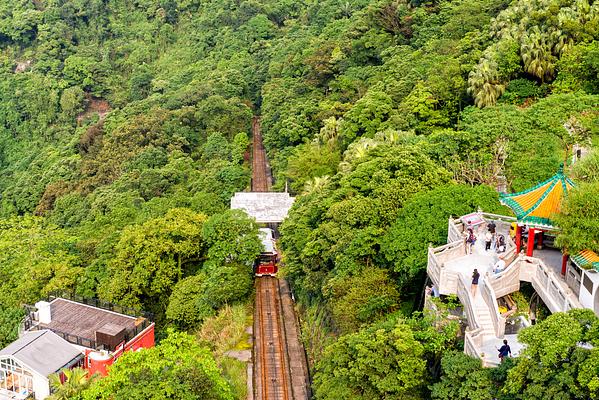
[255,228,278,276]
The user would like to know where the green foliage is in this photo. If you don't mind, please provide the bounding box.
[202,209,262,267]
[280,143,451,308]
[468,0,599,106]
[60,86,87,120]
[555,181,599,254]
[197,304,252,399]
[166,273,213,329]
[505,309,599,400]
[499,79,547,105]
[0,216,82,307]
[99,208,207,309]
[431,352,496,400]
[572,148,599,183]
[324,268,400,334]
[282,142,341,194]
[313,318,427,400]
[554,41,599,94]
[48,368,98,400]
[81,330,234,400]
[0,307,24,348]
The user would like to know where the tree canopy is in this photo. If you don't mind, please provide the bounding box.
[0,0,597,398]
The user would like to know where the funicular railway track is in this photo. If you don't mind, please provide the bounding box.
[252,117,295,400]
[255,277,292,400]
[252,117,271,193]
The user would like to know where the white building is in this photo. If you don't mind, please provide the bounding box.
[0,330,83,399]
[230,192,295,223]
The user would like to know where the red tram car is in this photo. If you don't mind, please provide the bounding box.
[255,228,278,276]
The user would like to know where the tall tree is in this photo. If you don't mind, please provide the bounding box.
[81,330,234,400]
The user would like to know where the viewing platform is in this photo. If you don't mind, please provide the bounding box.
[427,212,583,366]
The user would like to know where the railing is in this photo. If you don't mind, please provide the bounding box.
[457,273,486,361]
[428,240,467,294]
[447,217,463,243]
[435,240,466,264]
[47,292,152,320]
[479,212,517,223]
[520,256,581,313]
[464,328,484,359]
[456,273,480,331]
[486,260,521,298]
[480,280,506,338]
[28,324,97,349]
[24,317,151,351]
[427,245,442,288]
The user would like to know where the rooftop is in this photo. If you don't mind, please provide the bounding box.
[231,192,295,223]
[33,298,141,348]
[500,167,574,229]
[572,249,599,271]
[0,330,82,377]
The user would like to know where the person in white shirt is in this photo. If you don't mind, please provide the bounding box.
[485,231,493,251]
[493,255,506,274]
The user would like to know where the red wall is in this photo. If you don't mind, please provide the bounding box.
[85,323,155,376]
[123,323,155,352]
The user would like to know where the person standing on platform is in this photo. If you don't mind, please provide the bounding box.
[471,269,480,297]
[485,230,493,251]
[465,227,476,254]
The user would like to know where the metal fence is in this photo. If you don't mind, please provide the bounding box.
[46,291,153,320]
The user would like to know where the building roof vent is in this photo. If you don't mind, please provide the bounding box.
[34,301,52,324]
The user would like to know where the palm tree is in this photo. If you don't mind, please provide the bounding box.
[468,58,505,107]
[520,27,557,82]
[313,117,340,146]
[48,368,98,400]
[339,138,378,173]
[303,176,331,195]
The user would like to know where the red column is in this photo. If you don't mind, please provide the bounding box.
[561,254,568,276]
[526,228,536,257]
[515,225,522,253]
[537,231,544,250]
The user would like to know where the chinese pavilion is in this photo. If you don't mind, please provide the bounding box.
[500,166,575,272]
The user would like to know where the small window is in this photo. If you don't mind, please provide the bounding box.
[583,273,594,294]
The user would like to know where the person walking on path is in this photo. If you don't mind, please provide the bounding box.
[471,269,480,297]
[497,339,511,362]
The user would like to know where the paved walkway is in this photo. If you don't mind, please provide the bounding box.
[444,238,524,364]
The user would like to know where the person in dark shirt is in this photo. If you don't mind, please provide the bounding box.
[497,339,511,362]
[471,269,480,297]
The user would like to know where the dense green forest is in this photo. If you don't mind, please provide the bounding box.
[0,0,598,398]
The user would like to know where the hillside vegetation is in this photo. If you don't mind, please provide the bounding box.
[0,0,598,399]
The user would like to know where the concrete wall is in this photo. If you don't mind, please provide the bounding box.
[32,373,49,400]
